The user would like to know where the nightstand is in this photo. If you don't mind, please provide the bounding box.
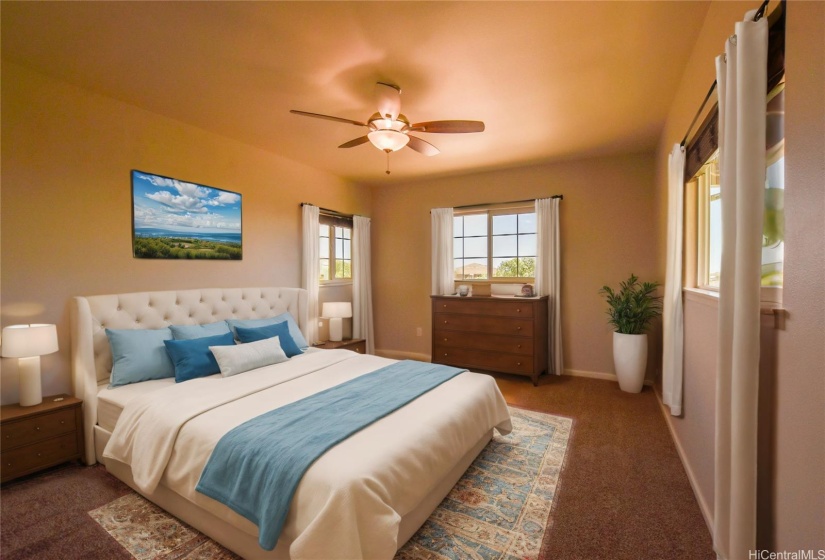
[314,338,367,354]
[1,394,84,483]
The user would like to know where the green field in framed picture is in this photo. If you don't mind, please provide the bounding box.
[131,170,242,260]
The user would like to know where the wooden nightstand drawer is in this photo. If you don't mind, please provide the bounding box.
[1,432,79,482]
[0,395,84,483]
[1,408,76,452]
[314,339,367,353]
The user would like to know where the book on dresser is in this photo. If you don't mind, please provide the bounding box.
[431,295,549,385]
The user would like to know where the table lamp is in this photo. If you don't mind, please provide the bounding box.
[322,302,352,342]
[1,324,59,406]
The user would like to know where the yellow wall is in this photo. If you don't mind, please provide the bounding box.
[0,62,371,403]
[370,152,661,377]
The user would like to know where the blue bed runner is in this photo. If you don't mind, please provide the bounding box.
[195,360,466,550]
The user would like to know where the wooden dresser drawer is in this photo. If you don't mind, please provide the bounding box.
[1,432,79,482]
[433,345,535,376]
[434,298,534,318]
[1,408,76,452]
[435,313,533,337]
[434,330,533,355]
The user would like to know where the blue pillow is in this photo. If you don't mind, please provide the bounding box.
[170,320,231,340]
[163,332,236,383]
[234,323,303,358]
[106,328,174,388]
[227,312,308,349]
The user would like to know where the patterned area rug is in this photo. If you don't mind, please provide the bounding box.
[89,407,571,560]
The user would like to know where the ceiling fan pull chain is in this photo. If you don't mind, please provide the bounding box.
[386,150,391,175]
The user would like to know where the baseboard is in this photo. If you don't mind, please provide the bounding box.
[653,386,714,535]
[564,368,653,386]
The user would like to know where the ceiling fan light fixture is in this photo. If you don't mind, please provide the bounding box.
[368,129,410,152]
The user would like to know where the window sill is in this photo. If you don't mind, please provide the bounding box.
[320,280,352,288]
[683,287,786,329]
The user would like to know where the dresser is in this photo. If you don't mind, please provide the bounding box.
[1,394,84,483]
[431,295,549,385]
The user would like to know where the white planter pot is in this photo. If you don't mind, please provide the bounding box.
[612,332,648,393]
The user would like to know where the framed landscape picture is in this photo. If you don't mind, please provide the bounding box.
[131,170,242,260]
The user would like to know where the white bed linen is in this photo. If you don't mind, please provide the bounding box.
[97,377,181,432]
[103,349,512,560]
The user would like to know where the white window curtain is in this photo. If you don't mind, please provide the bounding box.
[301,204,320,345]
[431,208,454,296]
[352,215,375,354]
[713,11,767,560]
[535,198,563,376]
[663,144,686,416]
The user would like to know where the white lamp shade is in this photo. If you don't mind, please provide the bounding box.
[368,129,410,152]
[322,302,353,319]
[1,324,59,358]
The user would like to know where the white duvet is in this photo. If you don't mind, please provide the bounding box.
[103,349,512,559]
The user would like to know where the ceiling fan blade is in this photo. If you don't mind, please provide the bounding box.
[409,120,485,133]
[406,135,440,156]
[290,110,368,127]
[375,82,401,121]
[338,136,371,149]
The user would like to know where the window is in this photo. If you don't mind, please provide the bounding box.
[319,216,352,282]
[687,79,785,293]
[453,206,536,280]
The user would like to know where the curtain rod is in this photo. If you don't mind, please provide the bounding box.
[300,202,354,219]
[452,195,563,211]
[679,0,772,148]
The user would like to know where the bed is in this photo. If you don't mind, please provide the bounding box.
[71,287,512,559]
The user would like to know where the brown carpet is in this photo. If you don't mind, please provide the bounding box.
[0,375,714,559]
[496,374,715,560]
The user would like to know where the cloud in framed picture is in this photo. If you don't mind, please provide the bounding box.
[131,170,242,260]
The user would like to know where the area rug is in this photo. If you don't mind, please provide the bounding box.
[89,407,572,560]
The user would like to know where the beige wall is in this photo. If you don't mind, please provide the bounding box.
[654,0,825,550]
[774,1,825,550]
[370,152,661,377]
[0,62,371,403]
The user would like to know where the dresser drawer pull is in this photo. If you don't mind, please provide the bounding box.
[60,420,65,425]
[444,320,448,324]
[517,344,522,349]
[443,353,448,357]
[515,326,522,331]
[443,304,447,308]
[517,308,521,313]
[443,338,448,342]
[517,362,522,366]
[35,427,41,431]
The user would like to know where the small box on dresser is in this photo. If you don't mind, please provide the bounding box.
[431,295,549,385]
[1,394,84,483]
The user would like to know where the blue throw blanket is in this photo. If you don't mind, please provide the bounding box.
[195,360,466,550]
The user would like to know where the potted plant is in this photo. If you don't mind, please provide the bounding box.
[599,274,662,393]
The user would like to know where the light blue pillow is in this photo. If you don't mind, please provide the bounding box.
[234,323,303,358]
[170,320,232,340]
[227,312,308,349]
[106,327,174,388]
[163,332,237,383]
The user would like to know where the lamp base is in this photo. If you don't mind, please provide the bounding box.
[329,317,344,342]
[18,356,43,407]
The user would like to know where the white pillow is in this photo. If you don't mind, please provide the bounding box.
[210,336,288,377]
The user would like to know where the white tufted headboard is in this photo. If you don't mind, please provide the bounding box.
[70,287,308,464]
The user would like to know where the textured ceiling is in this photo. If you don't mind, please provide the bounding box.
[1,1,711,185]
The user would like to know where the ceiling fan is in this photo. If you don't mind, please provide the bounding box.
[290,82,484,173]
